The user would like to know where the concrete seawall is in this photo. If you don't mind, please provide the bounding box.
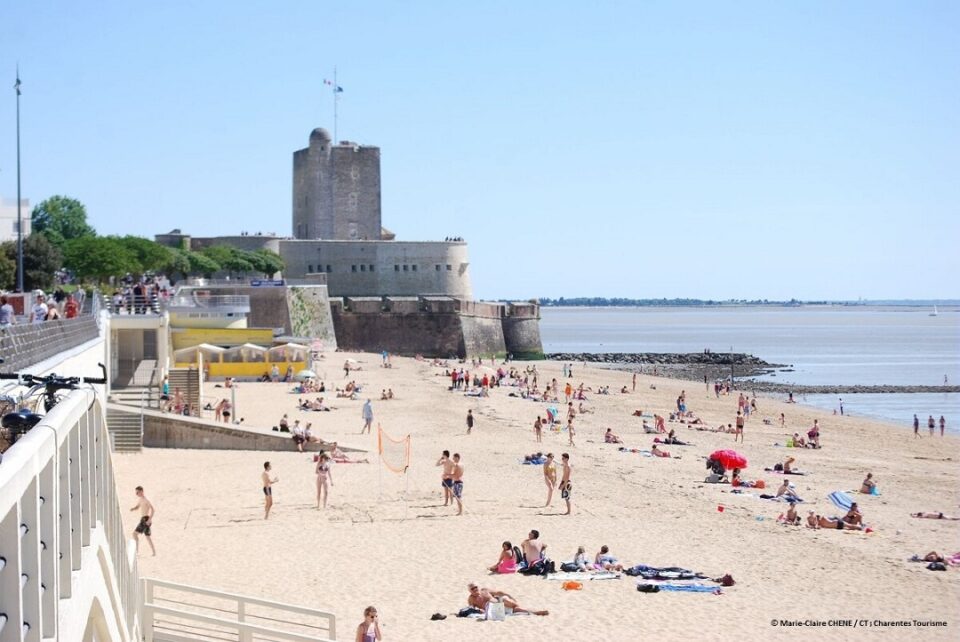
[330,297,544,358]
[122,405,365,452]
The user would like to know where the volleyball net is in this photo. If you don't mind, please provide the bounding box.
[377,424,411,474]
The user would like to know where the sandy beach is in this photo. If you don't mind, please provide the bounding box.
[113,352,960,641]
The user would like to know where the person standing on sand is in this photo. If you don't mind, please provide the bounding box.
[928,415,935,436]
[437,450,454,505]
[466,409,474,434]
[543,453,557,507]
[356,605,382,642]
[567,418,576,446]
[361,399,374,434]
[735,411,745,443]
[316,452,333,509]
[262,462,279,519]
[534,416,543,443]
[913,414,920,438]
[560,453,573,515]
[451,453,464,515]
[130,486,156,556]
[633,372,637,392]
[940,416,946,437]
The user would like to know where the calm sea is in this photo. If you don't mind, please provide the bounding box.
[540,306,960,430]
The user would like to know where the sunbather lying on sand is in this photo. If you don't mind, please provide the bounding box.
[650,444,672,458]
[467,584,548,616]
[806,511,862,530]
[911,512,960,520]
[661,429,689,445]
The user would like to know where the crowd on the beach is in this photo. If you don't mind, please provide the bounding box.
[125,352,957,634]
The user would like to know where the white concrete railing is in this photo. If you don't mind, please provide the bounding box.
[0,388,140,642]
[142,577,336,642]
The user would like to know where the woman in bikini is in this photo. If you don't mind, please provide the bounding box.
[355,605,382,642]
[315,452,333,509]
[488,541,518,574]
[543,453,557,507]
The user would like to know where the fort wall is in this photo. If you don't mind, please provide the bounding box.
[327,297,543,358]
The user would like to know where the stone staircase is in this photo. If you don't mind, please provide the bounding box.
[106,405,143,452]
[168,367,202,416]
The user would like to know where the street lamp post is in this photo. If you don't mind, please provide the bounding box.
[14,67,24,293]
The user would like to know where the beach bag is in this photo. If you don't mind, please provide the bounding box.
[774,463,784,471]
[485,601,506,621]
[718,574,736,586]
[637,584,660,593]
[512,545,525,565]
[562,581,582,591]
[560,562,579,572]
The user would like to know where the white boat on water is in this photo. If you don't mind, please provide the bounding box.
[930,305,938,317]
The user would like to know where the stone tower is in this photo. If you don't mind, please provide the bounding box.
[292,128,382,240]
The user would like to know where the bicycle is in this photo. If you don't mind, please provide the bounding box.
[0,363,107,449]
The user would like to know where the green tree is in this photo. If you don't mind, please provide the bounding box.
[30,196,96,249]
[249,249,284,277]
[163,248,192,280]
[0,252,15,290]
[63,237,137,282]
[115,235,172,273]
[2,234,63,291]
[186,252,220,277]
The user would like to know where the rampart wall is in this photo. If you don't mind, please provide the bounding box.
[329,297,543,358]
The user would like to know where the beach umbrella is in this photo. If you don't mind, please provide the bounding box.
[295,369,318,380]
[709,449,748,470]
[828,491,854,511]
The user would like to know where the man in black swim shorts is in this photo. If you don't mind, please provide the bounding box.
[129,486,156,556]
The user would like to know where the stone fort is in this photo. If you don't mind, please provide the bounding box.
[156,128,543,358]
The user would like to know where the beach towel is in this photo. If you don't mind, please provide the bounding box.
[828,491,854,511]
[547,571,621,581]
[521,458,546,465]
[637,582,720,593]
[618,447,653,457]
[624,565,705,580]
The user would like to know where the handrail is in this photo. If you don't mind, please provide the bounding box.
[0,315,100,374]
[142,605,333,642]
[142,577,336,642]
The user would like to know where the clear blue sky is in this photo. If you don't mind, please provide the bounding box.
[2,1,957,300]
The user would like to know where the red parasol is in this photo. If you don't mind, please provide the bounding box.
[709,449,748,470]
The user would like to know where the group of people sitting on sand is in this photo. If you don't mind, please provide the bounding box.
[290,378,325,394]
[336,381,362,399]
[806,503,865,531]
[379,388,395,400]
[298,397,333,412]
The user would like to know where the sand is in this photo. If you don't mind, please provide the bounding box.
[113,352,960,641]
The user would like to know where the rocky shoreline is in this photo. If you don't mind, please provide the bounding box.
[546,352,960,395]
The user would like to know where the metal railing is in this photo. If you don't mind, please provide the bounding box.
[104,294,163,315]
[0,389,141,641]
[0,316,100,374]
[142,578,336,642]
[167,294,250,309]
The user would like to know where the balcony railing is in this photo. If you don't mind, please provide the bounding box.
[0,389,141,640]
[168,294,250,309]
[104,294,163,315]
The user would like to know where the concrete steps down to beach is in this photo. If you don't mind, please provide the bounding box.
[106,405,143,452]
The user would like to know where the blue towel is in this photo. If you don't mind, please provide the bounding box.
[828,491,854,511]
[640,582,718,592]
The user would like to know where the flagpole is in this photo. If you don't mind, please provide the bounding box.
[333,66,338,144]
[15,66,24,293]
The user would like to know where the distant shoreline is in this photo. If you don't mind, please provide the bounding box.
[537,299,960,308]
[546,352,960,395]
